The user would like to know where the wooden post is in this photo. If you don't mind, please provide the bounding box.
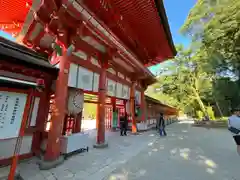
[8,91,33,180]
[31,79,52,156]
[111,97,117,130]
[44,49,70,162]
[130,82,137,133]
[94,58,108,148]
[73,112,82,133]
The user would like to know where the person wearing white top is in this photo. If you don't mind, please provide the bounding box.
[228,107,240,155]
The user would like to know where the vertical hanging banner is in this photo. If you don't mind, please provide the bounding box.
[0,91,27,139]
[135,91,141,105]
[107,79,116,96]
[112,110,118,128]
[93,73,99,92]
[116,82,123,98]
[122,85,130,99]
[126,101,130,114]
[78,66,93,91]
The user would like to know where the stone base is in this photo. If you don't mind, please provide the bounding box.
[93,142,108,149]
[38,155,64,170]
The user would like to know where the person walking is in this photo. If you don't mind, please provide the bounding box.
[228,107,240,155]
[120,113,128,136]
[159,113,167,136]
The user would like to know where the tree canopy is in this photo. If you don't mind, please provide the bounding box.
[147,0,240,118]
[181,0,240,78]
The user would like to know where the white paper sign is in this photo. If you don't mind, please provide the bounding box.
[68,63,78,88]
[30,97,40,126]
[93,73,99,92]
[0,91,27,139]
[77,66,93,91]
[126,101,130,114]
[107,79,116,96]
[135,90,141,105]
[122,85,130,99]
[116,83,123,98]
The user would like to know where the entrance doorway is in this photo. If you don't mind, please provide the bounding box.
[82,93,98,131]
[116,99,126,128]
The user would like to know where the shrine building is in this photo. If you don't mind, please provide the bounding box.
[0,0,177,169]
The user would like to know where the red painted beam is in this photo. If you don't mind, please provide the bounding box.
[72,36,104,58]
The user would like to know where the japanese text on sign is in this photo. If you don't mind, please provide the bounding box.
[0,91,27,139]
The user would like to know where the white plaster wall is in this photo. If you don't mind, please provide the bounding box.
[0,135,33,160]
[68,63,78,88]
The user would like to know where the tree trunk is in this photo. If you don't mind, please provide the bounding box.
[192,88,207,117]
[215,100,224,117]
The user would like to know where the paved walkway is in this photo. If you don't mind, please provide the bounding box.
[0,129,159,180]
[2,121,240,180]
[105,121,240,180]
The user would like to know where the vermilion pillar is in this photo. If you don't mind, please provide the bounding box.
[94,59,108,148]
[44,50,70,162]
[73,112,82,133]
[32,79,52,156]
[130,82,137,133]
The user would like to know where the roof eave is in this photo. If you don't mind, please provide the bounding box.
[0,37,58,75]
[155,0,177,57]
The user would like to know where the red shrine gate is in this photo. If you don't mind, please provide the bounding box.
[0,0,176,176]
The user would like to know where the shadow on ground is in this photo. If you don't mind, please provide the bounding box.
[104,121,240,180]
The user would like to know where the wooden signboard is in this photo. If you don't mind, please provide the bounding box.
[0,91,27,139]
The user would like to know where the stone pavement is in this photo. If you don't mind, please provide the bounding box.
[0,129,160,180]
[104,121,240,180]
[2,121,240,180]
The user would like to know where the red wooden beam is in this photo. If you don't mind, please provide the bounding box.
[72,36,104,58]
[0,60,51,79]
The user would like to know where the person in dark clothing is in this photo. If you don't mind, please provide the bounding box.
[159,113,167,136]
[120,113,128,136]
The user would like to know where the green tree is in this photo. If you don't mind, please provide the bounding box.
[148,45,212,116]
[179,0,240,116]
[212,77,240,116]
[181,0,240,81]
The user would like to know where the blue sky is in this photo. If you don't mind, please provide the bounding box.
[0,31,15,41]
[149,0,196,74]
[0,0,195,74]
